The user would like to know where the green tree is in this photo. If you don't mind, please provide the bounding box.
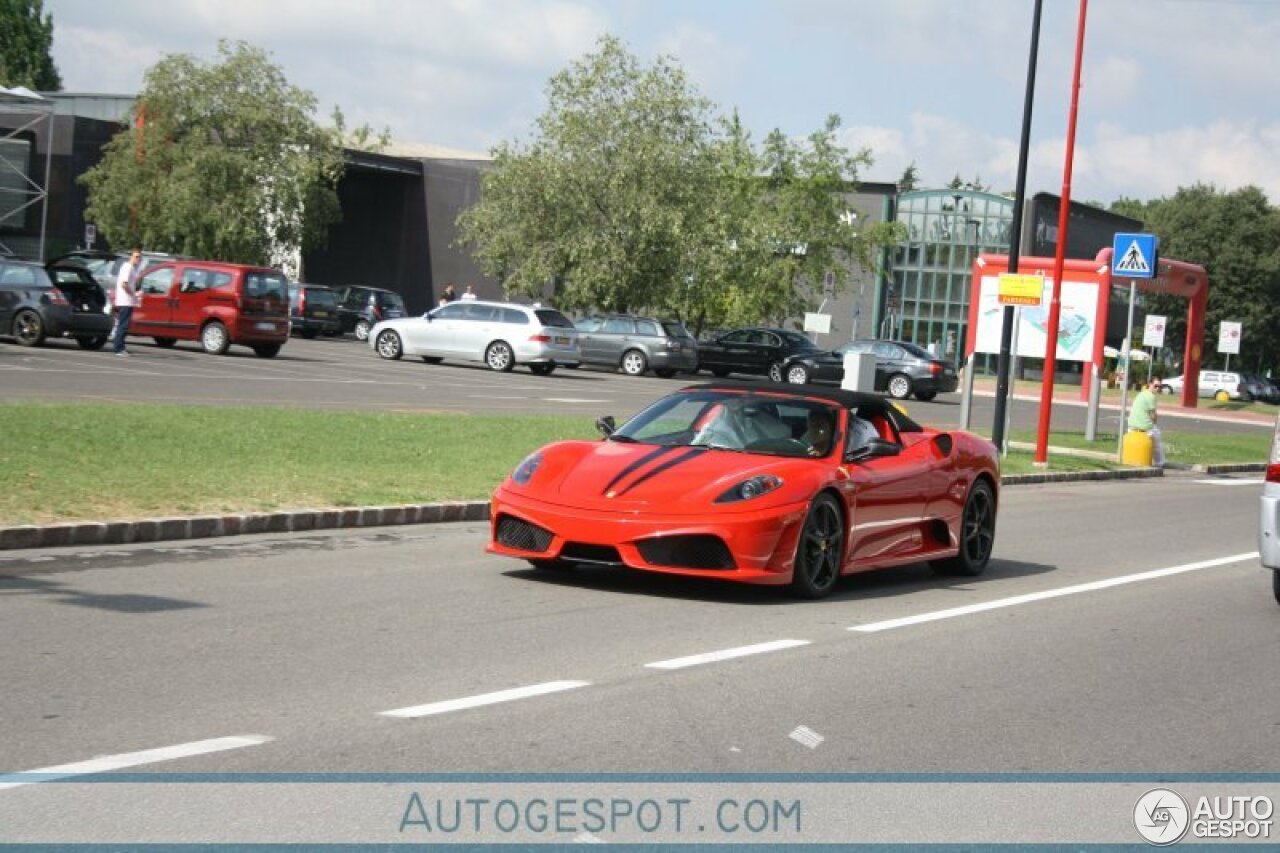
[898,162,919,192]
[80,40,347,268]
[1113,185,1280,373]
[0,0,61,90]
[458,36,901,335]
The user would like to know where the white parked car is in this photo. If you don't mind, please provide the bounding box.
[369,300,580,375]
[1158,371,1246,400]
[1261,413,1280,603]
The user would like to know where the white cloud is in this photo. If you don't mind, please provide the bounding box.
[654,23,748,96]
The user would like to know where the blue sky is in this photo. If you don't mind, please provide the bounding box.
[44,0,1280,204]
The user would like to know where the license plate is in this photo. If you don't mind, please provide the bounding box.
[313,311,328,317]
[256,322,276,331]
[554,336,571,345]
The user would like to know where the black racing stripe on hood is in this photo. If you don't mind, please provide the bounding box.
[614,447,709,497]
[602,445,678,496]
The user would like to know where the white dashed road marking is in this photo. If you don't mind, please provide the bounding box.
[644,639,811,670]
[0,735,273,790]
[1192,479,1261,486]
[380,680,591,718]
[850,552,1259,633]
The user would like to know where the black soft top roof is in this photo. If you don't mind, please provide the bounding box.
[681,381,924,433]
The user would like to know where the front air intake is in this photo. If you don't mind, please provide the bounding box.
[495,515,553,553]
[636,535,735,570]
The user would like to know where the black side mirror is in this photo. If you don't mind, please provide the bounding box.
[596,415,616,438]
[844,438,900,463]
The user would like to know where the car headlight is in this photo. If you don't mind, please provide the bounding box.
[715,474,783,504]
[511,451,543,485]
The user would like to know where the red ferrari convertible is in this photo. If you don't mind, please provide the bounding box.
[488,382,1000,599]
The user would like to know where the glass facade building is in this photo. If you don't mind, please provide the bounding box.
[880,189,1014,361]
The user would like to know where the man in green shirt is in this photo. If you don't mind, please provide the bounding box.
[1128,376,1165,467]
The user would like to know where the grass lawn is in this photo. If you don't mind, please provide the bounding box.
[1,402,1268,525]
[0,403,595,525]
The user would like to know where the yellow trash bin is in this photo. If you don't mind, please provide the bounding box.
[1121,429,1154,466]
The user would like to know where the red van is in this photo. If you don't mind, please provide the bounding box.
[129,261,290,357]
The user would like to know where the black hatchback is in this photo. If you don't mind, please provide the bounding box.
[335,285,407,341]
[0,259,111,349]
[780,338,959,401]
[695,327,821,382]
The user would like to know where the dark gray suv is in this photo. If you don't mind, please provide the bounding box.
[575,314,698,377]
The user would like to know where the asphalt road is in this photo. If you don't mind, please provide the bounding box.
[1,334,1269,437]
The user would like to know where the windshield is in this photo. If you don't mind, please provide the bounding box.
[245,272,288,301]
[612,390,838,458]
[375,291,405,310]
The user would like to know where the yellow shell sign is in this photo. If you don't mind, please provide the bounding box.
[997,273,1045,307]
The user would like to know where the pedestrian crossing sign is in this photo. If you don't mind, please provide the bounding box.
[1111,232,1158,279]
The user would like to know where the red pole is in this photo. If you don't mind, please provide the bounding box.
[1034,0,1089,465]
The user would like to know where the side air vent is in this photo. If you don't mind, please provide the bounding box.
[495,515,553,553]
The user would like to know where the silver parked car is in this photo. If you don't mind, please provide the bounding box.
[369,300,580,375]
[575,314,698,377]
[1260,413,1280,603]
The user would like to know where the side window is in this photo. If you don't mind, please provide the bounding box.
[502,308,530,325]
[463,304,498,322]
[180,268,213,293]
[872,342,896,359]
[758,332,781,348]
[209,272,234,289]
[603,318,633,334]
[722,330,752,344]
[434,303,467,320]
[576,317,601,332]
[139,267,173,295]
[635,319,662,337]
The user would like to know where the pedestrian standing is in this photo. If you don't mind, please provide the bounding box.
[461,284,477,301]
[1128,376,1166,467]
[112,248,142,356]
[442,283,458,302]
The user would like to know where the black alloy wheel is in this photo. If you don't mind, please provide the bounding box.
[12,310,44,346]
[153,337,177,348]
[1273,571,1280,606]
[915,391,936,402]
[768,361,784,383]
[529,363,556,376]
[790,493,844,599]
[253,344,281,358]
[931,480,996,577]
[654,368,677,379]
[786,364,810,385]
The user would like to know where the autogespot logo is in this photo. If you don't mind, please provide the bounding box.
[1134,788,1190,845]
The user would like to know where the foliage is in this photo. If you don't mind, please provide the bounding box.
[458,36,901,336]
[79,40,347,268]
[898,162,919,192]
[1112,184,1280,373]
[0,0,61,90]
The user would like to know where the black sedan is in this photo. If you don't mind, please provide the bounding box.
[0,258,111,349]
[780,339,959,401]
[696,327,821,382]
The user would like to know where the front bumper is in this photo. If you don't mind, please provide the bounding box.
[487,487,810,584]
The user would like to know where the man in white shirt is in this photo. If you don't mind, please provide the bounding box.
[112,248,142,356]
[461,284,477,300]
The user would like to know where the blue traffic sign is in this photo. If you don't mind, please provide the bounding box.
[1112,232,1158,279]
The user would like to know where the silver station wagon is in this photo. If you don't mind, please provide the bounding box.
[369,300,580,375]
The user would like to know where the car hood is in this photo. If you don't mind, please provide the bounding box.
[505,440,818,512]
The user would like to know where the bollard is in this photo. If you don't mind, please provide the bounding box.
[1120,429,1153,466]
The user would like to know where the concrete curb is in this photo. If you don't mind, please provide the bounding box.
[0,501,491,551]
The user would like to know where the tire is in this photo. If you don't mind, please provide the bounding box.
[1273,571,1280,606]
[485,340,515,372]
[252,344,281,358]
[421,356,442,364]
[12,309,44,347]
[354,319,371,341]
[76,335,107,351]
[153,337,177,348]
[300,329,318,339]
[789,493,845,600]
[768,361,784,383]
[915,391,937,402]
[200,321,230,355]
[529,363,556,376]
[375,329,403,360]
[786,364,810,385]
[931,479,996,577]
[654,368,677,379]
[620,349,648,376]
[711,368,730,378]
[887,373,912,400]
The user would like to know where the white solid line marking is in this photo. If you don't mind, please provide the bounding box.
[1192,479,1261,486]
[850,552,1259,634]
[380,680,590,718]
[644,639,811,670]
[0,735,272,790]
[544,398,610,404]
